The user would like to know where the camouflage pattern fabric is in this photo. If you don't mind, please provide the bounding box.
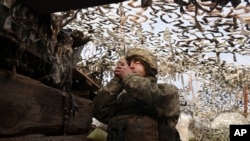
[93,74,181,141]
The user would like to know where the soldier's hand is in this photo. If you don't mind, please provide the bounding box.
[114,59,133,79]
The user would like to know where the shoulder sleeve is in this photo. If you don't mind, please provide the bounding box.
[101,76,123,96]
[155,83,180,118]
[122,74,180,118]
[93,77,122,124]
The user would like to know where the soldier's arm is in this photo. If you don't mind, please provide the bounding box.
[93,77,123,124]
[122,74,180,118]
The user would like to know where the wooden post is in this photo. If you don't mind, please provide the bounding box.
[244,84,248,117]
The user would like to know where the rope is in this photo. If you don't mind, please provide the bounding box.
[63,89,79,135]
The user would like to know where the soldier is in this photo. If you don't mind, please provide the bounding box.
[93,47,181,141]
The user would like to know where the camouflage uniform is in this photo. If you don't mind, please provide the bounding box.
[93,48,181,141]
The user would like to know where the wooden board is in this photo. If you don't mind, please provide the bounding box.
[18,0,126,15]
[0,69,93,136]
[0,134,89,141]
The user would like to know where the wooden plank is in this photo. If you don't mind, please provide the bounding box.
[75,67,100,89]
[18,0,126,15]
[0,69,93,136]
[0,134,89,141]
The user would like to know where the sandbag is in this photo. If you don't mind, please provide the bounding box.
[87,128,107,141]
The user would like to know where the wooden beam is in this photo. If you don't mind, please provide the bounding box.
[0,69,93,136]
[0,134,89,141]
[18,0,127,15]
[74,67,101,89]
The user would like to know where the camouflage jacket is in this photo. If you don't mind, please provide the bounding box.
[93,74,180,141]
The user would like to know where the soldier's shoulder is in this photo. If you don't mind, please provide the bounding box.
[158,83,178,92]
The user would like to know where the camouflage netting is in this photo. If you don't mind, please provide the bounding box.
[66,0,250,88]
[63,0,250,139]
[61,0,250,117]
[188,112,249,141]
[1,0,250,139]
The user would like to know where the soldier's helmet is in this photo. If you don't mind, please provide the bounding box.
[125,48,157,71]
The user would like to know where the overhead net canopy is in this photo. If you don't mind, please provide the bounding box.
[64,0,250,118]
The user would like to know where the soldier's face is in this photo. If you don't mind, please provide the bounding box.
[128,60,146,77]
